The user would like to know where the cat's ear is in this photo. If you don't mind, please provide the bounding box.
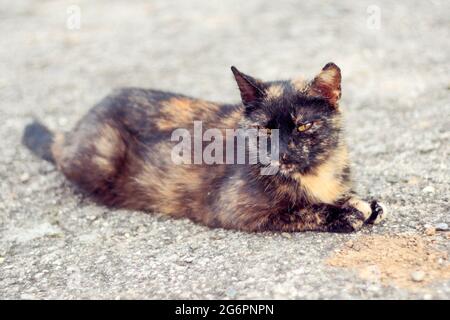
[308,62,342,107]
[231,66,266,106]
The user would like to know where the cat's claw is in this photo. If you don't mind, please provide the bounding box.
[366,200,387,224]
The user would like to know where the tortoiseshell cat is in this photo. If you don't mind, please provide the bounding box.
[23,63,387,232]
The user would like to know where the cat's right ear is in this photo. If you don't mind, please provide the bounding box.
[308,62,342,107]
[231,66,266,106]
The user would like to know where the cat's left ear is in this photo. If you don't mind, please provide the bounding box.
[308,62,342,107]
[231,66,266,106]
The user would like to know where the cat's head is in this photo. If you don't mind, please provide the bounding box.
[232,63,343,175]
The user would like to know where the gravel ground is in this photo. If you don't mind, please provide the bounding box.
[0,0,449,299]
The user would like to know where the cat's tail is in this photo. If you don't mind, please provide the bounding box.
[22,121,56,163]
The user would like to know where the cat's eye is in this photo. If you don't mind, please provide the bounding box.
[298,122,313,132]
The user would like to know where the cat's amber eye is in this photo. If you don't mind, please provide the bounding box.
[298,122,313,132]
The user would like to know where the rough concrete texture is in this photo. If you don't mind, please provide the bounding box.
[0,0,449,299]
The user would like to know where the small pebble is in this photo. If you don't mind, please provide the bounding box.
[422,186,435,194]
[367,284,381,293]
[410,271,426,282]
[20,172,30,183]
[407,177,420,185]
[435,223,448,231]
[226,288,237,298]
[281,232,292,239]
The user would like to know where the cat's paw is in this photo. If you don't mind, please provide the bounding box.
[347,197,371,220]
[366,200,388,224]
[328,208,366,233]
[344,211,366,232]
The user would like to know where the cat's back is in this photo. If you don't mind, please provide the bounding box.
[86,87,238,145]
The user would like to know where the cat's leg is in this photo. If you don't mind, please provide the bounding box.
[264,200,386,233]
[51,114,128,205]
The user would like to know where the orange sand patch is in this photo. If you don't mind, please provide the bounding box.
[326,234,450,290]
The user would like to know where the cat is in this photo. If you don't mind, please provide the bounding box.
[22,62,387,233]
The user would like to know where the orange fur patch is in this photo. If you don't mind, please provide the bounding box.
[291,76,307,92]
[219,108,243,129]
[293,144,349,204]
[96,125,122,158]
[157,97,219,131]
[266,85,283,98]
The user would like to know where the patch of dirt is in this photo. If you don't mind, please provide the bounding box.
[326,234,450,290]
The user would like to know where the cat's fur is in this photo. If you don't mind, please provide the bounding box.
[23,63,386,232]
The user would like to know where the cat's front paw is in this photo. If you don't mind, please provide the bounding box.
[366,200,388,224]
[328,208,366,233]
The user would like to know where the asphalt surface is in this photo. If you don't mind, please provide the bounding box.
[0,0,449,299]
